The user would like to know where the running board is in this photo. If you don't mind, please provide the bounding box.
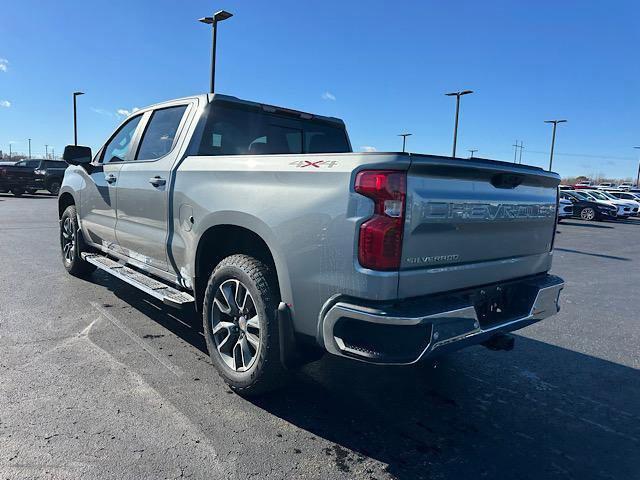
[82,253,194,308]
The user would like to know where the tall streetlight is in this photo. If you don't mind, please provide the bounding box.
[398,133,412,153]
[634,146,640,188]
[544,119,567,171]
[445,90,473,158]
[468,149,478,159]
[199,10,233,94]
[45,144,49,159]
[73,92,84,145]
[28,138,31,159]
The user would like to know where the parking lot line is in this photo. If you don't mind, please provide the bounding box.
[90,301,184,377]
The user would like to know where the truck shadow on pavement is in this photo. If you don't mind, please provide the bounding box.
[94,271,640,480]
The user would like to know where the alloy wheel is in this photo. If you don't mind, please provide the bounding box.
[581,208,595,221]
[61,217,75,264]
[210,279,261,372]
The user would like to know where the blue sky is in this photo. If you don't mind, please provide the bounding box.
[1,0,639,178]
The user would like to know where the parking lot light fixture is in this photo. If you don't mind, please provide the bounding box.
[445,90,474,158]
[199,10,233,94]
[468,149,478,159]
[398,133,412,153]
[544,119,567,171]
[73,92,84,146]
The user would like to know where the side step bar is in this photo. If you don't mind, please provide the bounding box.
[82,253,195,308]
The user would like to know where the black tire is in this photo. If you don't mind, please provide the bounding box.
[48,181,61,196]
[60,205,96,277]
[11,187,24,197]
[25,188,37,195]
[202,254,286,396]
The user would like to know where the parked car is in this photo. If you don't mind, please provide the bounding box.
[606,191,640,215]
[33,159,67,195]
[584,189,637,218]
[58,93,564,395]
[0,159,40,195]
[557,197,573,221]
[595,182,615,190]
[618,183,634,190]
[560,190,617,221]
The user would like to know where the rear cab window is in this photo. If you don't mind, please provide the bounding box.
[195,102,350,156]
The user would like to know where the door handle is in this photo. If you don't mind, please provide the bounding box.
[149,176,166,187]
[105,173,117,184]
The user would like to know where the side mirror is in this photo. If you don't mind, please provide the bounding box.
[63,145,92,165]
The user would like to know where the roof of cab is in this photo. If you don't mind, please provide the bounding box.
[132,93,345,127]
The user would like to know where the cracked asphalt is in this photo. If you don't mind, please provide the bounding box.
[1,194,639,479]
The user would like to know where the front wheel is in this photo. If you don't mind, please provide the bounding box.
[11,187,24,197]
[25,188,37,195]
[60,205,96,277]
[580,207,596,221]
[202,254,286,396]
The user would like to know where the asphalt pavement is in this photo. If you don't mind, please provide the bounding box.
[1,194,639,480]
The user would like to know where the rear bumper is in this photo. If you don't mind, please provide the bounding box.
[319,274,564,365]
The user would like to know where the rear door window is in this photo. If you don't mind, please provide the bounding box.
[136,105,188,160]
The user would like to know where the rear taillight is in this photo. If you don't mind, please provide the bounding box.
[355,170,406,270]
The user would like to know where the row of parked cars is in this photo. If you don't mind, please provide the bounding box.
[0,159,67,196]
[558,185,640,222]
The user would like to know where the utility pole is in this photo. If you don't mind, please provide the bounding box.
[45,144,49,159]
[28,138,31,159]
[398,133,412,153]
[512,140,523,163]
[544,119,567,171]
[73,92,84,145]
[518,141,524,164]
[9,143,12,159]
[468,149,478,158]
[199,10,233,94]
[445,90,473,158]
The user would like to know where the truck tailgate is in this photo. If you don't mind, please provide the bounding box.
[399,155,559,299]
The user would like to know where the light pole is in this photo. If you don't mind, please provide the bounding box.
[28,138,31,159]
[445,90,473,158]
[8,143,12,159]
[398,133,412,153]
[634,146,640,188]
[544,119,566,171]
[468,149,478,159]
[73,92,84,145]
[199,10,233,94]
[45,144,49,159]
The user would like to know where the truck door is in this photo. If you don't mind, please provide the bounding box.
[79,114,143,249]
[114,102,191,272]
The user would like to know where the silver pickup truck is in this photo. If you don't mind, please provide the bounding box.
[59,93,564,395]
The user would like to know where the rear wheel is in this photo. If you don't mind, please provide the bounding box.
[202,254,286,396]
[48,181,61,196]
[25,188,37,195]
[11,187,24,197]
[60,205,96,276]
[580,207,596,221]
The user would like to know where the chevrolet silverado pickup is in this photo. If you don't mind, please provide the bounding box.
[59,93,564,395]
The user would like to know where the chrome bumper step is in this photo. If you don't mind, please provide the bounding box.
[82,253,194,308]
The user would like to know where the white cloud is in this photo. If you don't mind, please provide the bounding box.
[360,146,377,152]
[91,107,114,117]
[321,91,336,101]
[0,100,11,108]
[116,107,140,117]
[0,59,8,72]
